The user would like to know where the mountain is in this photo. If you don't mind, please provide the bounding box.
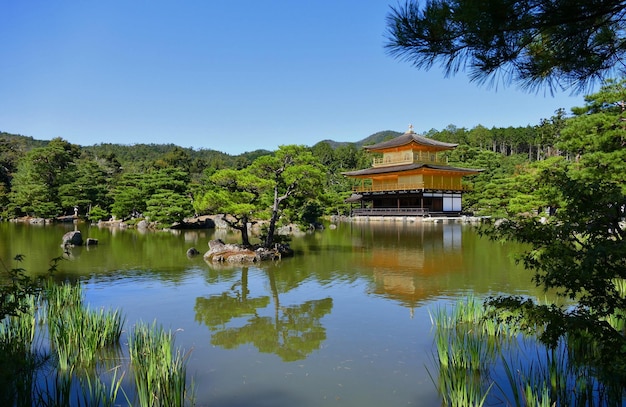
[317,130,403,149]
[1,129,405,158]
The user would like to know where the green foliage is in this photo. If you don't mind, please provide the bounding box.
[194,167,272,246]
[482,82,626,384]
[8,138,80,217]
[250,145,326,247]
[385,0,626,92]
[558,78,626,191]
[110,173,146,219]
[58,158,112,215]
[111,168,193,224]
[87,205,109,222]
[0,255,60,320]
[145,190,193,225]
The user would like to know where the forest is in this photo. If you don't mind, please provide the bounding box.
[0,80,624,230]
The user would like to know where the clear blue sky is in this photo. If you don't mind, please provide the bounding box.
[1,1,590,155]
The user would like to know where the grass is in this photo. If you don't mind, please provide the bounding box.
[429,297,498,406]
[129,321,193,407]
[46,282,124,370]
[0,281,194,406]
[0,293,47,407]
[429,296,625,407]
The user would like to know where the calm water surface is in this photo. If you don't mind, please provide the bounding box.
[0,221,537,407]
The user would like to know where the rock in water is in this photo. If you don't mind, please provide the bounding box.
[204,239,258,263]
[62,231,83,246]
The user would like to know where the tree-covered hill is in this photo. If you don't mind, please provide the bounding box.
[319,130,402,149]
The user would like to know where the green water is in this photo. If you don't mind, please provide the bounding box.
[0,220,537,406]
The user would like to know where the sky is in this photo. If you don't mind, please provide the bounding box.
[1,1,592,155]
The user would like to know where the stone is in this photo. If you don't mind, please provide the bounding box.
[85,238,98,246]
[204,239,258,263]
[62,231,83,247]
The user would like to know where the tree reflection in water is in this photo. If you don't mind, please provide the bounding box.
[194,267,333,361]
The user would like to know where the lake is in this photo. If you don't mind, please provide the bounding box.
[0,220,537,407]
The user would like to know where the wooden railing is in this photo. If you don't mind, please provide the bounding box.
[372,153,447,167]
[352,182,470,193]
[351,208,430,216]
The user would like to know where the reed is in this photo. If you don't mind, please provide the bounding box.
[0,293,46,407]
[46,282,124,369]
[430,297,503,405]
[77,366,126,407]
[0,293,39,351]
[441,298,626,407]
[129,321,192,407]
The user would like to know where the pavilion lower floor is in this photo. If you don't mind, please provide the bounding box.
[348,191,464,216]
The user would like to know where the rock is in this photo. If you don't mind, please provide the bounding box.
[85,238,98,246]
[62,231,83,246]
[211,215,231,229]
[172,216,216,230]
[255,244,294,261]
[136,220,149,229]
[187,247,200,257]
[204,239,258,263]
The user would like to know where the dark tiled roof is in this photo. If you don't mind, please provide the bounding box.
[365,129,457,151]
[342,163,482,177]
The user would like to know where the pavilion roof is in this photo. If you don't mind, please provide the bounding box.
[342,163,482,177]
[364,125,458,151]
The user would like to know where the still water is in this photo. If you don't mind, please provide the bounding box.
[1,220,536,406]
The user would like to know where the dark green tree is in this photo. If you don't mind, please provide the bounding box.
[111,168,193,224]
[250,145,326,248]
[58,158,112,216]
[9,138,80,218]
[193,168,272,247]
[484,82,626,384]
[385,0,626,92]
[110,173,147,220]
[0,137,25,216]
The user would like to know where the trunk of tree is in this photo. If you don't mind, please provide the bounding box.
[223,215,251,247]
[536,144,541,161]
[240,218,251,247]
[264,209,279,248]
[264,186,282,248]
[264,184,292,248]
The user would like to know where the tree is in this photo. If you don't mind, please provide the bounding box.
[58,158,112,216]
[0,137,25,216]
[387,1,626,381]
[535,108,566,160]
[483,83,626,383]
[194,168,272,247]
[110,173,148,219]
[9,138,80,218]
[111,168,193,224]
[558,78,626,189]
[249,145,325,248]
[385,0,626,92]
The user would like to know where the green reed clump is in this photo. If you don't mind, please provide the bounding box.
[46,282,124,370]
[0,293,47,407]
[77,366,126,407]
[129,321,192,407]
[0,293,39,350]
[431,296,626,407]
[429,296,508,406]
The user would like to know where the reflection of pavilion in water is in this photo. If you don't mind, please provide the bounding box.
[357,223,465,311]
